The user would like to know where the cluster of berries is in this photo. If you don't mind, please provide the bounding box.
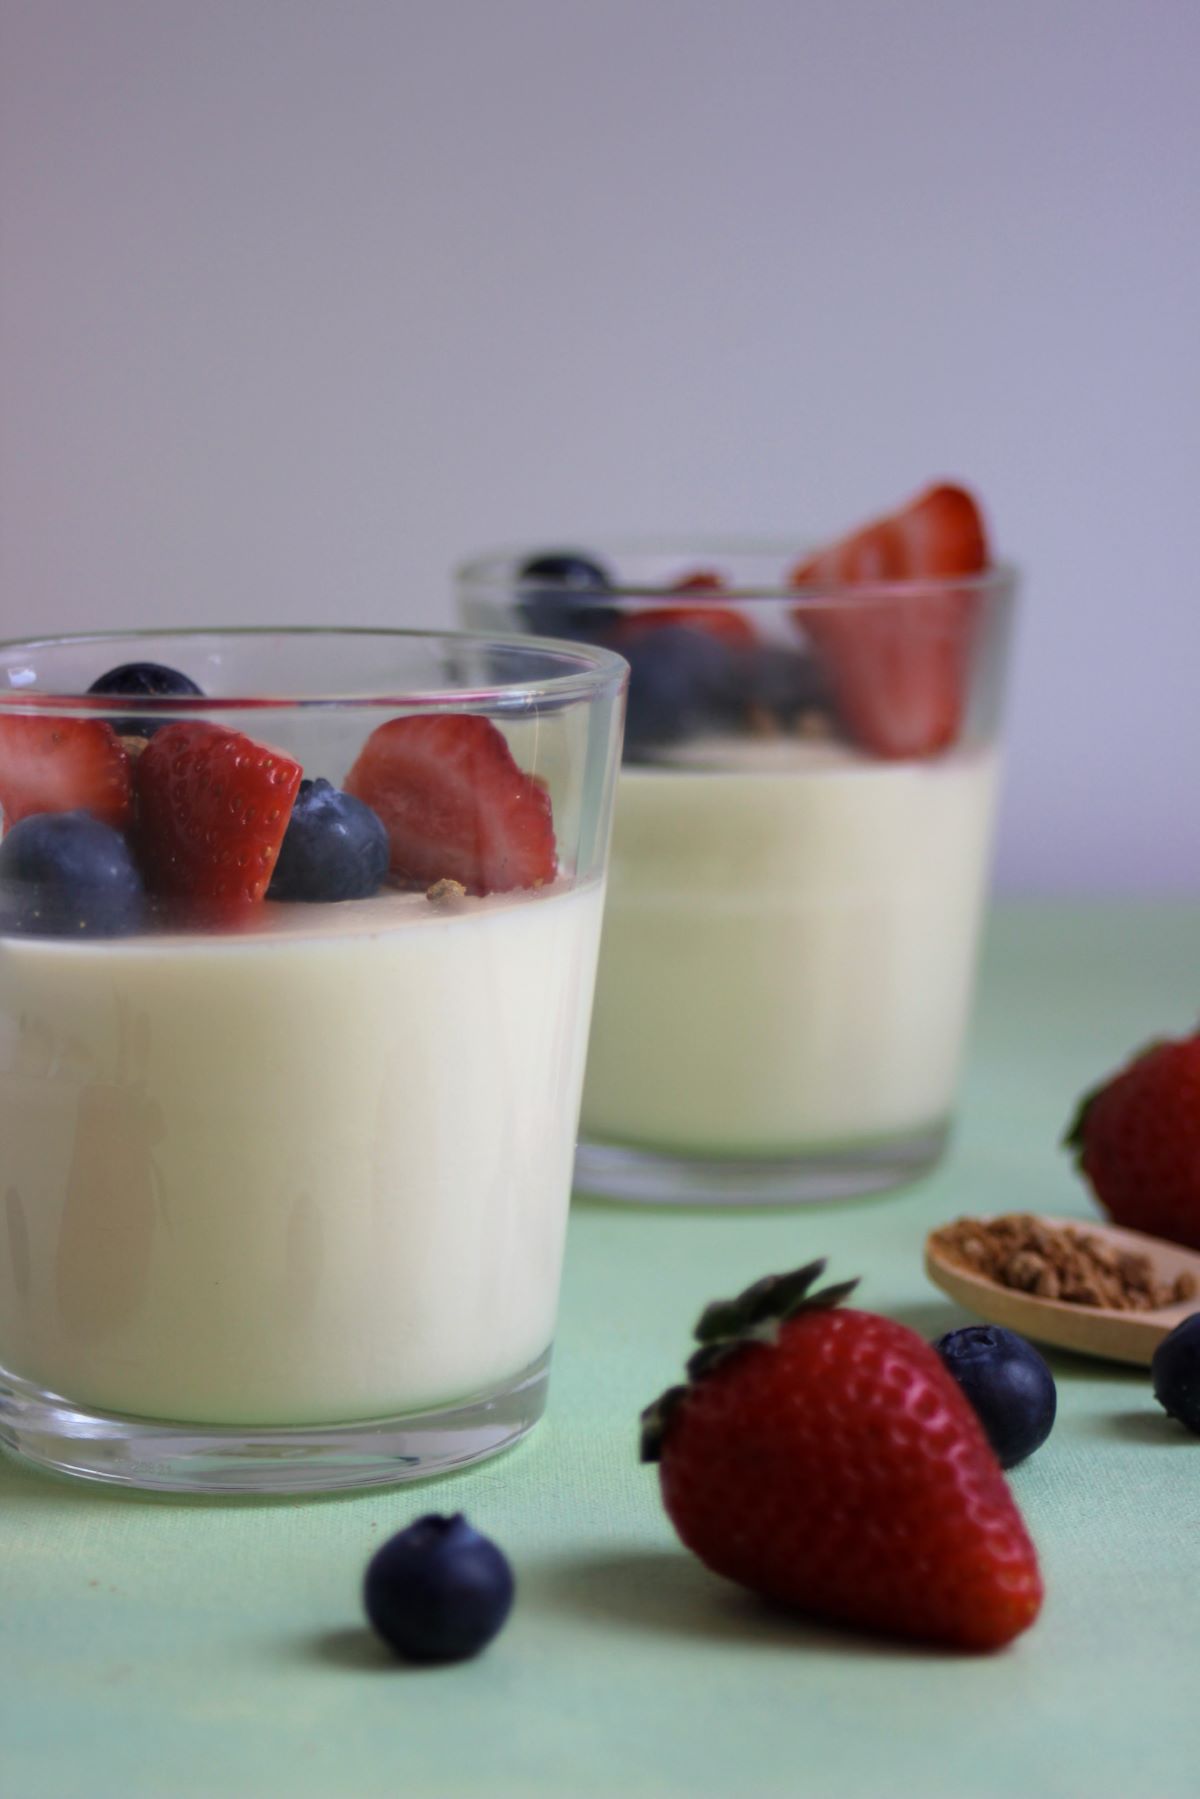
[517,482,991,761]
[0,663,557,937]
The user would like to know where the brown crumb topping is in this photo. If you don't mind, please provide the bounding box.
[931,1213,1198,1312]
[745,702,782,739]
[425,878,467,904]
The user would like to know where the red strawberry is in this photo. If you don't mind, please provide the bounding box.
[0,716,133,831]
[669,570,728,594]
[642,1261,1043,1651]
[615,570,755,651]
[790,483,989,759]
[1066,1031,1200,1250]
[135,721,302,913]
[344,714,556,896]
[616,608,754,651]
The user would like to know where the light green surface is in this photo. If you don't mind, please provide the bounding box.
[3,902,1199,1799]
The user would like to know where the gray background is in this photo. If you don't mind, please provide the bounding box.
[1,0,1197,893]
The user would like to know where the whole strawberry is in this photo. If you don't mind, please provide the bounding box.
[1066,1032,1200,1250]
[641,1261,1042,1651]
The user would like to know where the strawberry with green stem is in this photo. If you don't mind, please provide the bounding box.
[1065,1030,1200,1251]
[642,1260,1043,1651]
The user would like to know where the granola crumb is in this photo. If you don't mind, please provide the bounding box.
[931,1213,1194,1312]
[426,878,467,904]
[794,709,835,741]
[746,702,782,739]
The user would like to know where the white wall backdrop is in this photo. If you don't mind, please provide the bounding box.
[1,0,1197,893]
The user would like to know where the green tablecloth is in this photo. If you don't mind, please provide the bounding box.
[3,903,1199,1798]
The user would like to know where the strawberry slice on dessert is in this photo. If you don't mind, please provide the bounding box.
[791,483,989,759]
[668,570,729,595]
[0,716,134,831]
[345,714,556,896]
[613,570,755,651]
[135,720,302,912]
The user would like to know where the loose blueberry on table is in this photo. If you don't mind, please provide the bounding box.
[364,1514,515,1663]
[933,1325,1057,1469]
[1151,1314,1200,1436]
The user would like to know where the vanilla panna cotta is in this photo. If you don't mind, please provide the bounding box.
[0,880,604,1425]
[0,630,624,1492]
[581,736,997,1157]
[458,497,1017,1202]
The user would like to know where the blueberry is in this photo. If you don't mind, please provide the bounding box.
[363,1514,514,1663]
[516,549,618,643]
[88,662,204,738]
[621,624,740,755]
[933,1325,1057,1468]
[0,810,143,937]
[1151,1313,1200,1435]
[267,779,389,903]
[737,644,834,727]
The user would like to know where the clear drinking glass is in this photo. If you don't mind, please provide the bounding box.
[0,629,625,1491]
[458,543,1017,1206]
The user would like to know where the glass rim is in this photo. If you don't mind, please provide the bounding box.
[456,540,1019,607]
[0,625,630,714]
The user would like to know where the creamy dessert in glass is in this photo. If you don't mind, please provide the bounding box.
[458,485,1017,1205]
[0,629,625,1491]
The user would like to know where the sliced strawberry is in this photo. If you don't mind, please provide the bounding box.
[344,715,556,896]
[790,483,989,759]
[669,570,728,594]
[615,608,754,651]
[792,485,987,588]
[0,716,133,831]
[614,569,755,651]
[135,721,302,913]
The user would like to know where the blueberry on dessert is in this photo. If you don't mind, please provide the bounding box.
[516,550,618,642]
[0,810,144,937]
[364,1514,515,1663]
[620,624,740,754]
[267,778,389,903]
[739,643,835,735]
[933,1325,1057,1468]
[88,662,204,737]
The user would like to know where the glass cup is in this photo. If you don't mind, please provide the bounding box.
[458,543,1017,1206]
[0,629,625,1492]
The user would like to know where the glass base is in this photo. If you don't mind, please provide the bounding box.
[0,1351,550,1495]
[573,1122,950,1207]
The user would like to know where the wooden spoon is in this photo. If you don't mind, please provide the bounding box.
[924,1216,1200,1367]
